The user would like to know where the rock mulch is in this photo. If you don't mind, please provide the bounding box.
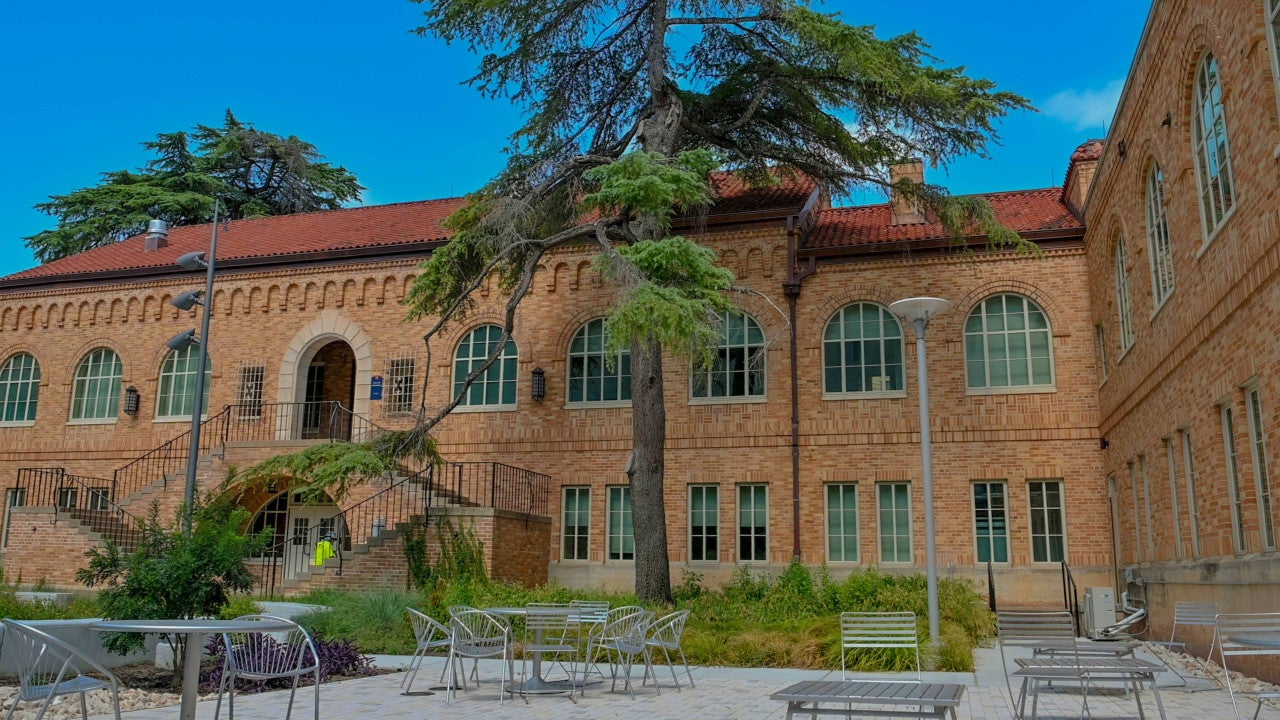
[1144,641,1280,705]
[0,686,180,720]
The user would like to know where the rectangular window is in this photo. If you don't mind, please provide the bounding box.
[291,517,309,546]
[1181,430,1201,557]
[738,485,768,561]
[825,483,859,562]
[57,486,78,509]
[1128,461,1143,562]
[689,485,719,562]
[973,481,1009,563]
[562,487,590,561]
[1029,480,1066,563]
[878,482,912,563]
[607,486,634,560]
[387,357,416,415]
[1246,387,1275,549]
[1222,403,1248,552]
[237,365,266,420]
[1164,437,1184,559]
[1095,324,1108,382]
[87,486,110,511]
[1140,455,1155,560]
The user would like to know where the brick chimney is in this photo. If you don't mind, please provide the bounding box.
[890,160,926,225]
[1062,139,1104,219]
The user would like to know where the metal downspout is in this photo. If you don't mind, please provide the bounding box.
[785,198,818,561]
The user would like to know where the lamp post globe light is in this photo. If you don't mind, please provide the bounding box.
[887,296,951,649]
[153,201,222,533]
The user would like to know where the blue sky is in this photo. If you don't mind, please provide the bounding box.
[0,0,1151,277]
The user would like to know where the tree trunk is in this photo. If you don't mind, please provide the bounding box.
[628,336,672,603]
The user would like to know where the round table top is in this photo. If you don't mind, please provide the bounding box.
[89,618,297,634]
[1227,632,1280,648]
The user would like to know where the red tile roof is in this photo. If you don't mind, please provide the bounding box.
[5,173,818,285]
[7,198,468,282]
[803,188,1083,251]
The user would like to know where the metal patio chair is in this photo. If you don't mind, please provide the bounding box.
[518,607,579,703]
[1214,612,1280,720]
[215,614,320,720]
[643,609,695,690]
[1146,601,1219,687]
[583,607,655,698]
[2,619,122,720]
[445,609,513,705]
[839,611,922,680]
[403,608,453,693]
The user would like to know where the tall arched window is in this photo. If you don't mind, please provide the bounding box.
[156,345,212,420]
[1192,52,1236,236]
[1115,234,1136,352]
[1145,163,1175,308]
[691,310,765,400]
[822,302,904,396]
[453,325,518,408]
[567,318,631,404]
[964,294,1054,390]
[0,353,40,424]
[70,347,123,421]
[1266,1,1280,111]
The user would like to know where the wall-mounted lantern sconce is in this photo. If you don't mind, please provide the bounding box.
[531,367,546,401]
[1100,437,1111,450]
[1117,139,1127,160]
[123,386,140,415]
[1160,111,1172,128]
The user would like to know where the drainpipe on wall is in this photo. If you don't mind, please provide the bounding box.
[785,191,819,561]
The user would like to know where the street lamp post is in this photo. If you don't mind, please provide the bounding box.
[888,296,951,648]
[156,201,222,533]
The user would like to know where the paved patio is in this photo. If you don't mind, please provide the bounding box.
[91,645,1279,720]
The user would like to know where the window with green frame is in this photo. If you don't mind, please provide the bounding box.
[1028,480,1066,563]
[607,486,633,560]
[826,483,859,562]
[70,347,123,421]
[822,303,904,395]
[562,487,590,560]
[453,325,518,407]
[964,294,1054,389]
[157,345,212,420]
[973,481,1009,563]
[738,484,767,561]
[691,311,765,400]
[689,485,719,561]
[0,353,40,424]
[877,482,911,563]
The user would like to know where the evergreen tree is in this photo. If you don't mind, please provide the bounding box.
[402,0,1031,602]
[26,110,363,263]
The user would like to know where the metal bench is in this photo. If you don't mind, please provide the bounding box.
[771,679,964,720]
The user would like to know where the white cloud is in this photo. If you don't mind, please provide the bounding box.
[1042,79,1125,132]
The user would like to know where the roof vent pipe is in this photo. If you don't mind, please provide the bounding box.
[144,219,170,252]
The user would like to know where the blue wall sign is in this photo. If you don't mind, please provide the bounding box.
[370,375,383,400]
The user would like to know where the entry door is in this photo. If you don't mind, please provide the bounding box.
[283,494,340,578]
[302,363,325,438]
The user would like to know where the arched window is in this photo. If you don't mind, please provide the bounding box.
[1115,234,1136,352]
[1192,52,1236,236]
[822,303,904,396]
[70,347,123,421]
[1266,1,1280,111]
[691,310,765,400]
[453,325,518,408]
[1145,163,1175,308]
[567,318,631,404]
[156,345,212,420]
[964,294,1054,390]
[0,353,40,424]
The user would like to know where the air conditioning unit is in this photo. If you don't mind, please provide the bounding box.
[1083,587,1117,638]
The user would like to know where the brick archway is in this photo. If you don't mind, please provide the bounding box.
[277,310,374,420]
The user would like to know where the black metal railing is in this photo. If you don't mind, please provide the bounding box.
[442,462,551,517]
[109,406,232,504]
[13,468,143,551]
[987,560,997,612]
[1061,560,1082,635]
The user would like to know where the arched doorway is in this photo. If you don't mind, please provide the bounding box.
[249,489,343,581]
[276,311,375,437]
[298,340,356,439]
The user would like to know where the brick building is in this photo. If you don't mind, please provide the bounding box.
[1085,0,1280,652]
[0,151,1110,603]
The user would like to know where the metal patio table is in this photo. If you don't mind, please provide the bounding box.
[90,617,297,720]
[484,606,588,695]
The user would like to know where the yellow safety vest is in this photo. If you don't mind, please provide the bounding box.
[314,539,335,566]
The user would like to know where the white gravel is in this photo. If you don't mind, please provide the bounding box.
[0,686,180,720]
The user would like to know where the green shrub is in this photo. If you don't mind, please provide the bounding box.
[218,594,263,620]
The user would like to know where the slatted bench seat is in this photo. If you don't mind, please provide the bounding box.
[771,679,964,720]
[1030,638,1139,659]
[1012,657,1166,720]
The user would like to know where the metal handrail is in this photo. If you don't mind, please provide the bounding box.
[14,468,142,550]
[1061,561,1082,635]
